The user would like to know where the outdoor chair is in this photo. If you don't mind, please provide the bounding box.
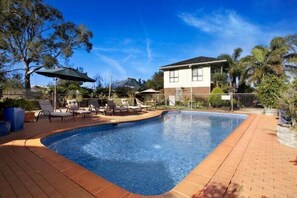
[66,99,91,117]
[106,100,128,116]
[135,98,151,110]
[88,99,106,115]
[121,98,142,112]
[37,100,73,122]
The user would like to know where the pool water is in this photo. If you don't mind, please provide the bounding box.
[42,111,247,195]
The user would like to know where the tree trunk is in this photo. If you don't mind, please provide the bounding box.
[25,74,31,91]
[24,61,31,91]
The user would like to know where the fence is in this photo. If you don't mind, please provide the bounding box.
[160,92,260,110]
[1,90,261,111]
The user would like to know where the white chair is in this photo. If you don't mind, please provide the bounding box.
[37,100,73,122]
[135,98,151,110]
[121,98,142,112]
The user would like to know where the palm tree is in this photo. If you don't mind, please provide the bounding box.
[240,37,289,86]
[218,48,243,90]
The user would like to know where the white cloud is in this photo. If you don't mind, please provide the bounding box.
[97,54,127,79]
[122,53,134,62]
[92,47,117,52]
[178,9,292,56]
[179,10,258,36]
[146,38,152,62]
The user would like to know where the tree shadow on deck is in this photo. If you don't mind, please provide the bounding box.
[193,182,243,198]
[289,156,297,165]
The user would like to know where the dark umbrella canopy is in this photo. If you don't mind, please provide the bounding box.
[36,67,95,110]
[36,67,95,82]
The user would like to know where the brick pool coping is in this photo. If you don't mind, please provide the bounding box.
[2,110,296,197]
[24,111,253,198]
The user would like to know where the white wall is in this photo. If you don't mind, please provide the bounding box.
[163,66,211,88]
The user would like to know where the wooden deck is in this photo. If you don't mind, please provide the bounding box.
[0,110,296,197]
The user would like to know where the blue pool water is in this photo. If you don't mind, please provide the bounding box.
[42,111,247,195]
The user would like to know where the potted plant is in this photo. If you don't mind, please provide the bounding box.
[0,121,11,136]
[257,75,284,116]
[0,98,25,132]
[274,80,297,148]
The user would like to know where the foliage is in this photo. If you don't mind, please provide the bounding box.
[114,87,134,98]
[218,48,243,89]
[257,75,284,108]
[0,63,7,88]
[241,35,297,86]
[285,34,297,62]
[55,79,91,97]
[145,71,163,90]
[211,72,228,88]
[277,84,297,125]
[236,83,255,93]
[94,74,104,88]
[1,74,23,96]
[208,87,227,107]
[0,98,33,111]
[0,0,93,90]
[193,96,208,107]
[94,87,110,98]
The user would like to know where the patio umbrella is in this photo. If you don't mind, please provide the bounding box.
[140,89,160,104]
[36,67,95,109]
[36,67,95,82]
[140,88,160,94]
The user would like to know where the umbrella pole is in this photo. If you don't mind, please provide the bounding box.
[54,78,57,110]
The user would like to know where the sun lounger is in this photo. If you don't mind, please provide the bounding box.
[121,98,142,112]
[37,100,73,122]
[88,99,106,115]
[135,98,151,110]
[66,99,91,117]
[106,100,128,115]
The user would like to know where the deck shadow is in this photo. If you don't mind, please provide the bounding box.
[195,182,243,198]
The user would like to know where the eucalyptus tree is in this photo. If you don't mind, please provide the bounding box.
[218,48,243,90]
[0,0,93,90]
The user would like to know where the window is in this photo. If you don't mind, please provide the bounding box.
[169,70,179,82]
[192,67,203,81]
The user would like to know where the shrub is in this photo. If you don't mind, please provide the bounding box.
[193,95,208,108]
[0,98,33,111]
[257,75,284,109]
[208,87,228,107]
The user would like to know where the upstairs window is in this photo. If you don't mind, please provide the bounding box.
[192,67,203,81]
[169,70,179,82]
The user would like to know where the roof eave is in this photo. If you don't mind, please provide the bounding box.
[159,59,227,70]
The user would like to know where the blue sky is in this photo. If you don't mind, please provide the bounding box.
[31,0,297,87]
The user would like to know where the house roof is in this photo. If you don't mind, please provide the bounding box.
[112,78,141,89]
[159,56,228,70]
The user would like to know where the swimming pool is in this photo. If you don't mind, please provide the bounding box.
[42,111,247,195]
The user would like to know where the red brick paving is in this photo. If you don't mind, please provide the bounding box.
[0,110,296,197]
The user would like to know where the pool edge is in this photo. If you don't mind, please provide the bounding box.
[26,111,254,197]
